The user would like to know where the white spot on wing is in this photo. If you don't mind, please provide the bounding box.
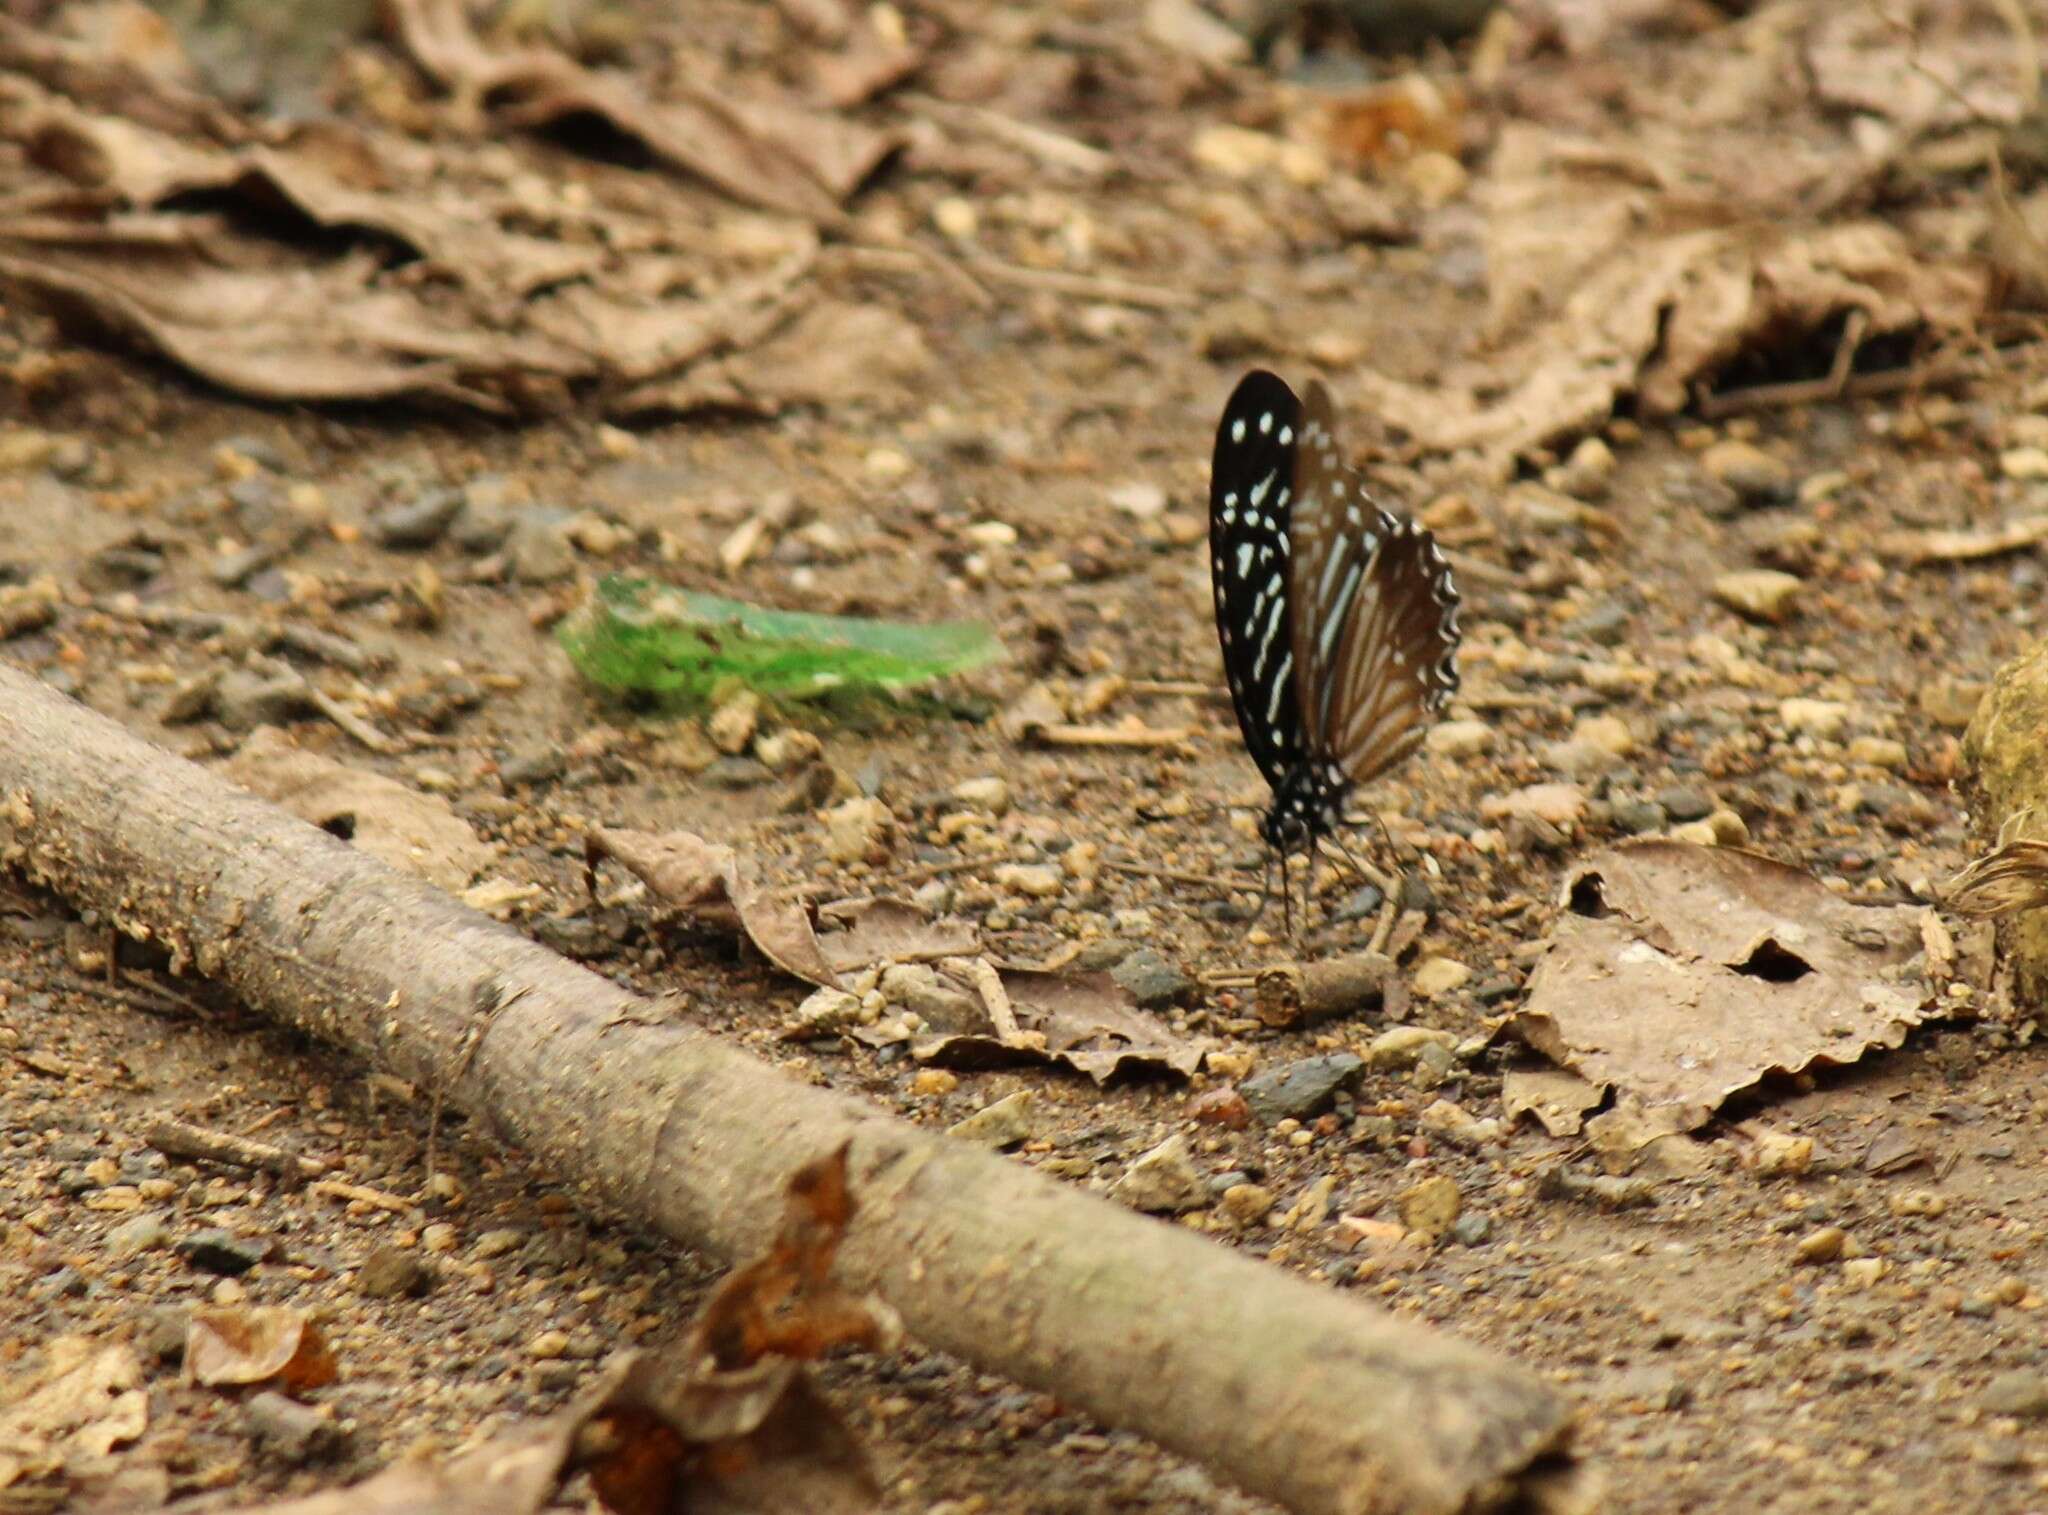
[1235,543,1254,577]
[1258,411,1273,435]
[1231,418,1246,443]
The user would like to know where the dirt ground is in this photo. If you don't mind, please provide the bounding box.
[7,1,2048,1512]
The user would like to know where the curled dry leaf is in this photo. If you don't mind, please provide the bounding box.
[1512,842,1934,1132]
[0,1338,148,1495]
[186,1307,338,1392]
[890,962,1204,1084]
[225,727,493,893]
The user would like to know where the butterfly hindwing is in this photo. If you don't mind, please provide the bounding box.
[1209,371,1305,792]
[1322,516,1461,787]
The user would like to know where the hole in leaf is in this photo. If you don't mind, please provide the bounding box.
[1734,938,1812,983]
[1566,873,1609,918]
[320,813,357,841]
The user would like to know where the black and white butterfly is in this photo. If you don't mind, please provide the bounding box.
[1208,370,1461,922]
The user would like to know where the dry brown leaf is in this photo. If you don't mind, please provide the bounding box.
[225,727,493,893]
[0,1338,148,1493]
[1511,841,1934,1128]
[1805,5,2032,135]
[900,963,1204,1084]
[814,897,979,975]
[186,1307,339,1391]
[1500,1064,1604,1137]
[386,0,892,223]
[617,300,934,417]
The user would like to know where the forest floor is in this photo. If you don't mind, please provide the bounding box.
[6,1,2048,1512]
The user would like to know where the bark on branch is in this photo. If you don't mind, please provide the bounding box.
[0,664,1582,1515]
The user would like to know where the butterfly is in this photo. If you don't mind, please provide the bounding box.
[1208,370,1461,927]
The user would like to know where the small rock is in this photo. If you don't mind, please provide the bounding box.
[1217,1182,1275,1229]
[1793,1226,1848,1264]
[367,488,465,549]
[1747,1131,1814,1177]
[1563,602,1629,647]
[992,862,1062,899]
[1419,1098,1501,1149]
[1712,569,1802,623]
[106,1212,171,1261]
[1922,677,1986,729]
[1553,436,1616,500]
[1779,698,1850,738]
[1426,719,1494,757]
[1450,1212,1493,1246]
[2002,446,2048,480]
[1702,440,1794,503]
[1108,481,1167,518]
[1484,783,1586,829]
[1891,1190,1947,1217]
[1704,808,1749,845]
[472,1228,525,1260]
[1983,1370,2048,1418]
[504,510,577,583]
[1241,1053,1365,1123]
[1841,1257,1887,1291]
[355,1245,433,1299]
[1109,1134,1208,1214]
[1572,714,1635,756]
[0,428,58,472]
[245,1391,346,1464]
[529,1329,572,1360]
[1365,1025,1458,1070]
[1110,947,1192,1009]
[1411,957,1471,998]
[910,1068,958,1096]
[1188,1086,1251,1129]
[951,776,1011,814]
[177,1229,266,1276]
[707,690,761,755]
[1655,786,1714,823]
[1612,800,1666,834]
[1191,296,1278,359]
[139,1305,189,1363]
[1540,739,1621,779]
[1396,1175,1461,1244]
[1847,735,1907,769]
[946,1091,1036,1149]
[823,796,895,864]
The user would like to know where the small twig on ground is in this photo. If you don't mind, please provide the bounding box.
[1127,679,1225,699]
[1032,722,1193,748]
[143,1113,330,1180]
[303,687,400,754]
[309,1178,420,1215]
[905,92,1116,178]
[969,258,1198,310]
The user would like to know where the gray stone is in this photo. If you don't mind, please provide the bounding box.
[368,487,466,549]
[1984,1370,2048,1418]
[946,1091,1036,1149]
[1612,800,1667,834]
[504,509,577,583]
[1564,602,1629,647]
[1108,1134,1208,1214]
[106,1212,171,1261]
[1654,786,1714,823]
[355,1245,433,1299]
[139,1305,189,1363]
[1451,1212,1493,1246]
[177,1228,266,1276]
[1242,1053,1365,1123]
[1110,947,1192,1009]
[245,1391,347,1464]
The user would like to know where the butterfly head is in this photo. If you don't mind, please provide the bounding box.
[1260,761,1351,852]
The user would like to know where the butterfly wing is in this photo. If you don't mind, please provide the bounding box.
[1209,371,1305,792]
[1321,514,1462,787]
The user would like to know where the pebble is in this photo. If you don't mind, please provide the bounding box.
[1450,1212,1493,1246]
[1847,736,1907,769]
[1841,1257,1886,1291]
[529,1329,572,1360]
[1701,439,1794,503]
[139,1306,189,1363]
[1572,714,1635,756]
[1613,800,1666,834]
[910,1069,958,1097]
[1110,947,1191,1009]
[1217,1182,1275,1229]
[1563,602,1629,647]
[2001,446,2048,479]
[1541,738,1622,779]
[1793,1226,1848,1264]
[177,1229,267,1276]
[1411,957,1471,998]
[1396,1175,1462,1244]
[993,862,1062,899]
[106,1212,171,1261]
[1779,698,1850,738]
[1655,786,1713,823]
[823,796,895,864]
[356,1246,433,1299]
[1109,1134,1208,1214]
[472,1229,525,1260]
[1552,436,1616,500]
[1191,297,1278,360]
[1419,1098,1501,1149]
[245,1392,346,1464]
[367,488,465,549]
[1919,677,1985,729]
[0,428,57,472]
[946,1091,1036,1149]
[1484,783,1586,829]
[1188,1086,1251,1129]
[1712,569,1802,623]
[1982,1371,2048,1418]
[1241,1053,1365,1123]
[707,690,761,755]
[1366,1026,1458,1070]
[1426,719,1494,757]
[951,776,1011,814]
[503,509,577,583]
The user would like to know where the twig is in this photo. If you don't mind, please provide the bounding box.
[309,1178,420,1215]
[143,1113,330,1180]
[969,258,1198,310]
[304,687,400,754]
[904,92,1116,178]
[1698,348,1981,419]
[1032,722,1193,747]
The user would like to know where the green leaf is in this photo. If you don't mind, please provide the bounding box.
[557,577,1004,712]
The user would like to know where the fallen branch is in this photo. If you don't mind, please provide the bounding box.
[143,1114,331,1181]
[0,665,1581,1515]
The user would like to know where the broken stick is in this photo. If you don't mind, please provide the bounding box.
[0,666,1581,1515]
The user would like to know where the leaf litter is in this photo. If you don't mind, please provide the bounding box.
[0,0,922,415]
[587,826,1202,1083]
[1510,842,1937,1156]
[204,1144,891,1515]
[0,1338,148,1500]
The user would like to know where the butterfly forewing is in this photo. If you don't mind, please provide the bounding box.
[1209,371,1305,791]
[1322,518,1461,785]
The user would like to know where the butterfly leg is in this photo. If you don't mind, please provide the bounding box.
[1324,831,1402,955]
